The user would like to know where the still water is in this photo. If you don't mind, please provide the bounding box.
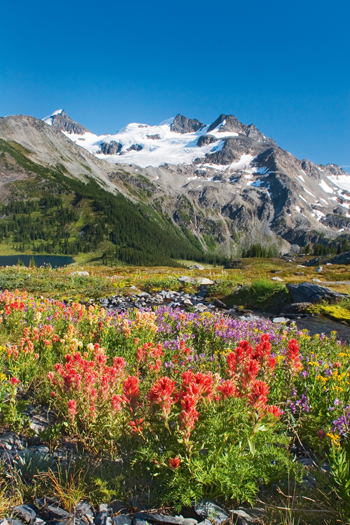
[0,255,75,268]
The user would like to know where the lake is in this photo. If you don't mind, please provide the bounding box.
[0,255,75,268]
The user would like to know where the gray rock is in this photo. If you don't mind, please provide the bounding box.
[197,135,217,147]
[183,299,193,306]
[286,282,346,304]
[178,276,193,283]
[271,277,284,282]
[290,244,301,254]
[272,317,289,324]
[194,304,208,311]
[170,115,203,134]
[304,256,325,267]
[133,520,149,525]
[100,141,122,155]
[281,302,312,314]
[48,110,90,135]
[188,264,204,270]
[112,517,131,525]
[96,512,110,525]
[132,514,196,525]
[75,502,94,518]
[213,299,227,309]
[326,251,350,265]
[194,499,229,525]
[13,505,37,523]
[196,278,214,285]
[127,144,143,152]
[44,506,70,521]
[0,432,16,445]
[232,508,265,525]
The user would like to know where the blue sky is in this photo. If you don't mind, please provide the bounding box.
[1,0,349,169]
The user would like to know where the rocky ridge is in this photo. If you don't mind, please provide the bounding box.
[50,109,350,253]
[0,109,349,259]
[43,110,91,135]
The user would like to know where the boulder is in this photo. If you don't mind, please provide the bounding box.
[272,317,289,323]
[304,256,326,267]
[178,276,214,285]
[188,264,204,270]
[13,506,37,523]
[232,508,265,525]
[213,299,227,309]
[197,278,214,286]
[42,506,70,521]
[224,259,242,269]
[178,276,193,284]
[194,499,229,525]
[286,282,346,304]
[326,251,350,265]
[132,514,197,525]
[112,517,131,525]
[281,302,312,314]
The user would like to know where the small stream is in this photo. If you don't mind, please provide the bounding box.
[293,315,350,343]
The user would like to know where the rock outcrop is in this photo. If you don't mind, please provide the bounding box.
[170,114,203,134]
[45,109,90,135]
[100,141,122,155]
[287,282,346,304]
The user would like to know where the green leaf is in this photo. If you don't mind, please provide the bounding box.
[248,438,256,457]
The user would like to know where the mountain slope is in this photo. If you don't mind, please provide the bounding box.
[53,109,349,252]
[0,109,349,264]
[0,117,213,265]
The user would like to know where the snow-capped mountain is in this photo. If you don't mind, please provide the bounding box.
[43,110,350,235]
[43,111,276,169]
[43,109,90,135]
[0,108,349,259]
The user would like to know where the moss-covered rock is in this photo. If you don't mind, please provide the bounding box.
[307,304,350,324]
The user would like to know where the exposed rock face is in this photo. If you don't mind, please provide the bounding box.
[127,144,143,152]
[326,251,350,265]
[46,110,90,135]
[322,214,350,229]
[282,302,312,314]
[207,114,274,144]
[100,141,122,155]
[170,114,203,134]
[287,282,346,304]
[2,110,350,260]
[197,134,218,147]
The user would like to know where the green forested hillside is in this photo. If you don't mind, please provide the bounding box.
[0,139,225,266]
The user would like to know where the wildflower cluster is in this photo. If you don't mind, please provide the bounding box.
[0,288,350,507]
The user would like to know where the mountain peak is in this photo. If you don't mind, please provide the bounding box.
[207,114,271,144]
[170,114,203,134]
[42,109,90,135]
